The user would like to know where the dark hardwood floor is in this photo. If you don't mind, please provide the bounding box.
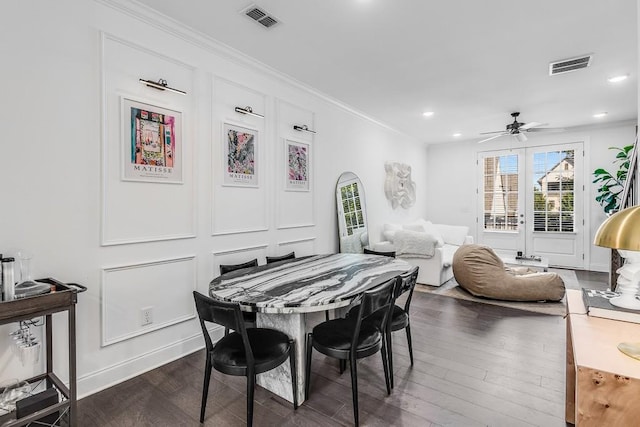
[77,270,608,426]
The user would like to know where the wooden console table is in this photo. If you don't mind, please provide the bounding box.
[566,289,640,425]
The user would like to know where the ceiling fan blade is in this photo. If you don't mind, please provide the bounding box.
[526,127,566,133]
[477,134,506,144]
[479,130,506,135]
[514,133,528,142]
[519,121,547,130]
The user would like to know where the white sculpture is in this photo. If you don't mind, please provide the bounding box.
[384,162,416,209]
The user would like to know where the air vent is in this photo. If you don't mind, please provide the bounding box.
[243,5,280,29]
[549,55,592,75]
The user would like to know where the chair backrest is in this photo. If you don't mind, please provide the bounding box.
[219,258,258,275]
[363,248,396,258]
[350,276,400,351]
[192,291,254,364]
[396,266,419,312]
[266,251,296,264]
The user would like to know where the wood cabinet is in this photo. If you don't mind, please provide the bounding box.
[566,289,640,425]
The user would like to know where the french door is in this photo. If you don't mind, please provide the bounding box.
[477,143,584,268]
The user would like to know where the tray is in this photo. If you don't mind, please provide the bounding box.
[0,278,86,324]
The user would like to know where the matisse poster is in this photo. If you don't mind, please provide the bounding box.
[286,139,310,191]
[223,123,258,187]
[123,98,182,183]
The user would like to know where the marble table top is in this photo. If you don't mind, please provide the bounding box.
[209,253,413,314]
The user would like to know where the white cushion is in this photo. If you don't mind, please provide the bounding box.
[382,223,402,242]
[407,220,445,247]
[403,223,426,232]
[435,224,469,246]
[394,229,438,257]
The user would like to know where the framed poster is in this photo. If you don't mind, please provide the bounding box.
[122,98,183,183]
[285,139,310,192]
[223,123,258,187]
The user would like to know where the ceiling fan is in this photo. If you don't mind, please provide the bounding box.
[478,112,565,143]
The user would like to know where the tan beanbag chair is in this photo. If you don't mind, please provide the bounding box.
[452,244,565,302]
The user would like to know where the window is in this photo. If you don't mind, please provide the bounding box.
[533,150,574,232]
[483,154,518,231]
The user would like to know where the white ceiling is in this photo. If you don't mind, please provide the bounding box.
[135,0,638,144]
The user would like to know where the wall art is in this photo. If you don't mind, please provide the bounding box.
[122,97,182,183]
[285,139,310,192]
[223,123,258,187]
[384,161,416,209]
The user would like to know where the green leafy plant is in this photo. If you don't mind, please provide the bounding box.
[593,144,634,214]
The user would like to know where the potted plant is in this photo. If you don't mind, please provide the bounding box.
[592,144,634,214]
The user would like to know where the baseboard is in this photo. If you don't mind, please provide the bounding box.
[77,326,223,399]
[588,263,609,273]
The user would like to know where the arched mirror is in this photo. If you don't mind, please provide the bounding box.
[336,172,369,253]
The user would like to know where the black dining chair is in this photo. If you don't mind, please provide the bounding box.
[305,276,400,426]
[220,258,259,275]
[345,266,419,389]
[386,266,419,388]
[193,291,297,426]
[363,248,396,258]
[266,251,296,264]
[219,259,259,336]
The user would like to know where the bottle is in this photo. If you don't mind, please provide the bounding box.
[2,257,15,301]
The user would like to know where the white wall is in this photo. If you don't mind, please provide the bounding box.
[426,122,637,272]
[0,0,427,397]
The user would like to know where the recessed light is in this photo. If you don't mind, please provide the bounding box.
[453,133,462,137]
[593,112,608,118]
[422,111,434,117]
[608,75,629,83]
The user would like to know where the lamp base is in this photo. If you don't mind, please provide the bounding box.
[618,342,640,361]
[610,250,640,310]
[610,295,640,310]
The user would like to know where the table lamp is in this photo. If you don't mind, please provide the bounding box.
[594,205,640,360]
[593,205,640,309]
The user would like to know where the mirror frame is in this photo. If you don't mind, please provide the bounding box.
[336,172,369,252]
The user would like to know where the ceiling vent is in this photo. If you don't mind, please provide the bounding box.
[243,5,280,29]
[549,55,593,76]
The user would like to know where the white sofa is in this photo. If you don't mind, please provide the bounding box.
[371,219,473,286]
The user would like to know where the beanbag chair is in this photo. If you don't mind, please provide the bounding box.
[452,244,565,302]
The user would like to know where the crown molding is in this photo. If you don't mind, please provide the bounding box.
[96,0,413,140]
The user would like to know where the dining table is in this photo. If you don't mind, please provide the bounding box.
[209,253,414,404]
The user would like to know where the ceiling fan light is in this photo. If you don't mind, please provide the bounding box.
[608,75,629,83]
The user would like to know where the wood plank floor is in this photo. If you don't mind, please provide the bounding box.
[77,270,608,426]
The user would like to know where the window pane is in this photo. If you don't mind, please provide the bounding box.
[482,154,518,231]
[531,149,574,232]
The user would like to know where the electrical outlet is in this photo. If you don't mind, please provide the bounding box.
[141,306,153,326]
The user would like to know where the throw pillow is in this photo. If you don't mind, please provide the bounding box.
[382,223,402,242]
[419,221,445,247]
[436,224,469,246]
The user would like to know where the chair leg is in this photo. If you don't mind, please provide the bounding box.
[289,339,298,409]
[381,334,391,395]
[339,359,346,374]
[349,357,359,427]
[247,373,255,427]
[224,327,229,336]
[305,333,313,400]
[405,323,414,366]
[199,357,212,423]
[387,329,394,389]
[325,310,330,321]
